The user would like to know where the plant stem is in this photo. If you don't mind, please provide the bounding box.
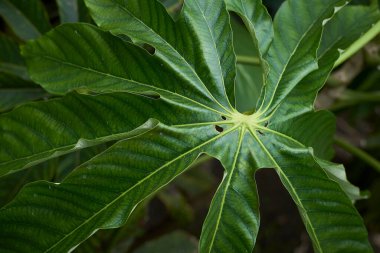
[329,90,380,111]
[236,55,261,66]
[334,137,380,173]
[334,20,380,68]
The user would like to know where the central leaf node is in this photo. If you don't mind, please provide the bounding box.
[230,112,265,129]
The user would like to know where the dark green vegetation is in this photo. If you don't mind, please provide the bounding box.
[0,0,380,252]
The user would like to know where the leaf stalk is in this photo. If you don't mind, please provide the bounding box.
[334,20,380,68]
[334,137,380,173]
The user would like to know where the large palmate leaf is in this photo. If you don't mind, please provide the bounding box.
[0,0,376,252]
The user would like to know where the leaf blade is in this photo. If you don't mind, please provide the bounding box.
[85,0,234,111]
[21,23,227,115]
[225,0,273,57]
[275,4,380,118]
[0,125,238,252]
[200,130,261,253]
[258,0,347,115]
[0,87,46,112]
[182,0,236,106]
[250,129,372,252]
[0,92,216,177]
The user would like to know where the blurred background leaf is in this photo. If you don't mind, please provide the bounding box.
[132,231,198,253]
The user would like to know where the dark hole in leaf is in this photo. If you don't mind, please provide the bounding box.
[215,125,224,133]
[143,43,156,55]
[257,130,265,136]
[140,91,161,100]
[264,121,269,127]
[221,116,227,120]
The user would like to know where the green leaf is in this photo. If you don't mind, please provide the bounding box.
[235,63,262,112]
[21,23,227,115]
[55,0,91,24]
[0,86,46,112]
[316,158,364,201]
[270,3,380,159]
[0,0,51,40]
[270,111,336,159]
[199,131,264,253]
[0,35,47,111]
[257,0,347,115]
[56,0,79,23]
[132,231,198,253]
[74,200,147,253]
[225,0,273,92]
[276,3,380,119]
[230,18,263,112]
[0,160,56,207]
[173,160,216,197]
[0,125,233,252]
[0,0,375,252]
[85,0,235,109]
[225,0,273,58]
[0,35,29,80]
[0,92,213,177]
[0,148,92,208]
[255,131,371,252]
[157,188,194,225]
